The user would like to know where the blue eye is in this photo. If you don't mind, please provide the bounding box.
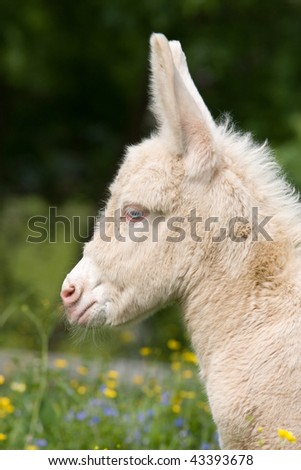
[125,207,146,222]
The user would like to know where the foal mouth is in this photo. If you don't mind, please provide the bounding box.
[70,301,97,325]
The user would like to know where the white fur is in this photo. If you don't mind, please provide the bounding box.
[61,33,301,449]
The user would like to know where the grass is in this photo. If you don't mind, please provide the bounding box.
[0,303,217,450]
[0,350,217,450]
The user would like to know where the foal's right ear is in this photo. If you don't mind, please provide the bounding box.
[150,33,219,180]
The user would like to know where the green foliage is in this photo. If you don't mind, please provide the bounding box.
[0,308,216,450]
[1,0,301,202]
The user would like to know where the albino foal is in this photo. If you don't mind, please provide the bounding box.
[61,33,301,449]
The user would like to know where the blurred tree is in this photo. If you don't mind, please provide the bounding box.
[0,0,301,203]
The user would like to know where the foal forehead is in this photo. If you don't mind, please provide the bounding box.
[109,137,184,212]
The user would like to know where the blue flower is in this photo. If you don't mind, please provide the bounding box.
[174,417,184,428]
[89,416,100,425]
[76,411,87,421]
[34,438,47,448]
[200,442,211,450]
[161,392,170,405]
[103,407,118,417]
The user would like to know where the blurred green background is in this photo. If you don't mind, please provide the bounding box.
[1,0,301,357]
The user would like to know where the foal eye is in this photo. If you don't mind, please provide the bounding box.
[124,207,146,223]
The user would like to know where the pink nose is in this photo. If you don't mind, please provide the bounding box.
[60,283,81,307]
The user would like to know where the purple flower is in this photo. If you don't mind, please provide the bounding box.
[146,409,154,418]
[89,416,100,425]
[174,417,184,428]
[103,407,118,417]
[34,438,48,448]
[76,411,87,421]
[161,392,170,405]
[200,442,211,450]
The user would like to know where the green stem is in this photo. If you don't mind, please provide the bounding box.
[23,308,49,448]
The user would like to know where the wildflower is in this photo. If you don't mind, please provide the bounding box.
[133,375,144,385]
[171,361,181,372]
[0,397,14,417]
[172,404,181,414]
[103,388,117,399]
[70,379,79,388]
[167,339,181,351]
[76,365,88,376]
[77,386,87,395]
[257,426,263,433]
[174,417,184,427]
[10,382,26,393]
[197,401,210,413]
[139,347,152,357]
[26,445,38,450]
[0,376,5,385]
[107,370,119,379]
[106,380,117,389]
[179,390,196,400]
[0,433,7,441]
[94,445,99,450]
[182,369,193,379]
[278,428,297,443]
[182,351,198,364]
[161,391,170,405]
[120,330,134,343]
[76,411,87,421]
[200,442,211,450]
[89,416,100,425]
[34,438,47,448]
[54,358,68,369]
[103,407,118,417]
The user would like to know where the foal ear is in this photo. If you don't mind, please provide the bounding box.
[150,33,219,180]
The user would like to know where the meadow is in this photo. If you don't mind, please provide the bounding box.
[0,336,217,450]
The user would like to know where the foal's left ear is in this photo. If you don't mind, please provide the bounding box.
[150,33,219,180]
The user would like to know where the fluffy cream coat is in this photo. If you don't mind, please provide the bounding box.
[61,33,301,449]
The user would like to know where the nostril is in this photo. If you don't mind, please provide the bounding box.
[61,284,80,306]
[61,285,75,299]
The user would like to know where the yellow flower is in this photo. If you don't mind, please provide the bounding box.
[77,386,87,395]
[10,382,26,393]
[139,347,152,357]
[76,365,88,376]
[133,375,144,385]
[103,388,117,399]
[106,380,117,389]
[172,404,181,414]
[0,433,7,441]
[0,397,14,417]
[182,351,198,364]
[171,361,181,372]
[107,370,119,379]
[70,379,79,389]
[179,390,196,400]
[54,359,68,369]
[0,375,5,385]
[278,428,297,443]
[257,426,263,433]
[26,445,38,450]
[182,369,193,379]
[167,339,181,351]
[197,401,210,413]
[120,330,134,343]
